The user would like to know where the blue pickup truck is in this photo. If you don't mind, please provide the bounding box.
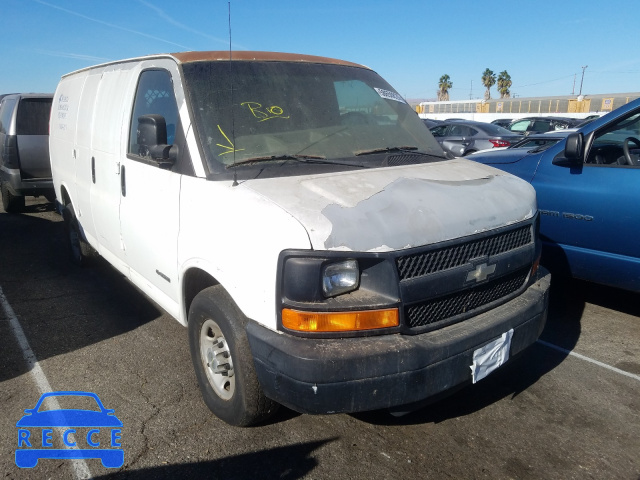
[470,98,640,292]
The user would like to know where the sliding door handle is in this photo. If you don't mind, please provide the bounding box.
[120,165,126,197]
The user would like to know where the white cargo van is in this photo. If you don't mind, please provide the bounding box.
[50,51,550,426]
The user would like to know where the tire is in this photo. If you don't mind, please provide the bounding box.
[188,285,278,427]
[62,203,97,266]
[1,182,25,213]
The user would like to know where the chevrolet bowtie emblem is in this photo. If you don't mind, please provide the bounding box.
[466,262,496,282]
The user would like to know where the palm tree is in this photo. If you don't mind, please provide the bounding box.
[437,74,452,101]
[481,68,496,100]
[497,71,512,98]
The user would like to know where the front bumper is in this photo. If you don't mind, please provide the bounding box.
[247,267,550,414]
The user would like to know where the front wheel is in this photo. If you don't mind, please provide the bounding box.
[188,285,278,427]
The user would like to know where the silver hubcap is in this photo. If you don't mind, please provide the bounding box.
[200,319,235,400]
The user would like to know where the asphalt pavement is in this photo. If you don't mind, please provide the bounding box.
[1,197,638,479]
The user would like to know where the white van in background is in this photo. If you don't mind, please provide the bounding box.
[50,51,550,426]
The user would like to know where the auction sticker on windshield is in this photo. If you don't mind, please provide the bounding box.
[15,391,123,469]
[374,87,407,104]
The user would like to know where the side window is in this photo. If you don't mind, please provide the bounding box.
[334,80,397,125]
[430,125,447,137]
[531,120,551,132]
[509,120,530,133]
[450,125,472,136]
[587,112,640,167]
[128,70,179,157]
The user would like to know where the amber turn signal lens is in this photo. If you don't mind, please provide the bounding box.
[282,308,399,332]
[531,253,541,277]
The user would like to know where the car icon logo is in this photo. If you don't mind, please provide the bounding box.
[15,391,123,469]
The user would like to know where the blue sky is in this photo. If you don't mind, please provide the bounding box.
[2,0,638,101]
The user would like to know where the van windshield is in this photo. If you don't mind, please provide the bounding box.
[181,61,444,175]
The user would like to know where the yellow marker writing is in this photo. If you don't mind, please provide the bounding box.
[241,102,290,122]
[216,125,245,156]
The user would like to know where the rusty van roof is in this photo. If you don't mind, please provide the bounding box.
[59,51,371,79]
[171,51,369,69]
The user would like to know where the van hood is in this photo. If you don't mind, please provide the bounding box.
[242,159,537,252]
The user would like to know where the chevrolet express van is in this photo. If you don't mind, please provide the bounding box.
[50,52,550,426]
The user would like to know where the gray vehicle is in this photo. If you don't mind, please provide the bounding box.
[0,93,54,212]
[491,118,512,128]
[430,120,522,157]
[506,116,580,136]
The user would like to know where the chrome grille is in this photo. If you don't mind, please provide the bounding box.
[396,225,532,281]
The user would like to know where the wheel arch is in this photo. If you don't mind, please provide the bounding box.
[182,267,220,325]
[59,183,72,208]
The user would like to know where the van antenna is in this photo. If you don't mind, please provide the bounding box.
[228,2,238,187]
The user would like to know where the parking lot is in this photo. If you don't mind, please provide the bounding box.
[1,197,639,480]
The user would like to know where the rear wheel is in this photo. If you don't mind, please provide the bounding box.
[1,182,25,213]
[188,285,278,427]
[62,203,97,266]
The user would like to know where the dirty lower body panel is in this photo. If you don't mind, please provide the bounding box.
[247,268,550,414]
[1,169,54,197]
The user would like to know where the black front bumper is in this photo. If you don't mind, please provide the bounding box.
[247,268,550,414]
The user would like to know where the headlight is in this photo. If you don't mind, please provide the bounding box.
[278,251,400,336]
[322,260,359,297]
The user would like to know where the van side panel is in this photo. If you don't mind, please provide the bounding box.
[177,175,311,327]
[89,68,130,268]
[74,73,100,246]
[92,68,131,155]
[119,61,182,314]
[51,75,86,210]
[122,162,182,318]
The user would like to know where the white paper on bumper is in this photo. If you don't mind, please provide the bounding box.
[470,329,514,384]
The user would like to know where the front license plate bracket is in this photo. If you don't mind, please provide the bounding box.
[470,329,513,383]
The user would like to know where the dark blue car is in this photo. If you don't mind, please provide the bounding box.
[469,98,640,292]
[15,391,123,468]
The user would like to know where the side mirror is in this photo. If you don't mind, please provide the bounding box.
[137,114,177,168]
[553,132,583,166]
[564,132,583,160]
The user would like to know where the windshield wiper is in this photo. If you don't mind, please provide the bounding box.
[226,154,326,169]
[355,146,448,161]
[355,146,418,156]
[226,154,367,169]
